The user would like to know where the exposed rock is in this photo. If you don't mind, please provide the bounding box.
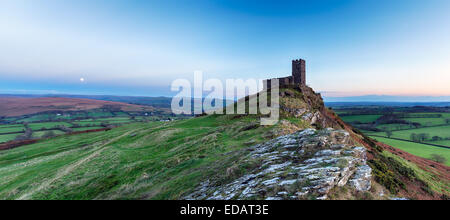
[349,165,372,191]
[391,197,409,200]
[185,128,371,200]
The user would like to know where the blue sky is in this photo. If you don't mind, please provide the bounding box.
[0,0,449,98]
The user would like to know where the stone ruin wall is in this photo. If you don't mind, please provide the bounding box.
[263,59,306,90]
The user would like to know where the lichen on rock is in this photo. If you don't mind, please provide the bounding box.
[185,128,372,200]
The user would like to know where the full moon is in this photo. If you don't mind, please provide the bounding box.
[80,78,85,82]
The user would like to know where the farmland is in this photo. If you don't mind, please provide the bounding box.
[0,97,186,144]
[371,136,450,166]
[0,97,159,117]
[331,104,450,165]
[340,114,382,123]
[0,114,136,143]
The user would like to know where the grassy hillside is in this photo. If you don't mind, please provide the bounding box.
[0,114,295,199]
[0,87,448,200]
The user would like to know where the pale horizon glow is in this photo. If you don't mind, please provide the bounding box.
[0,0,450,98]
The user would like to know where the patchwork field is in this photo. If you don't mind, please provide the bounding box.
[72,127,105,132]
[333,105,450,165]
[0,96,185,144]
[0,133,22,143]
[32,130,65,138]
[340,114,382,123]
[370,125,450,143]
[0,97,155,117]
[0,125,25,134]
[376,123,413,131]
[28,122,73,130]
[0,115,138,144]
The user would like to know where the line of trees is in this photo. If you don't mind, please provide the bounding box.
[410,133,450,143]
[15,123,33,141]
[410,133,430,143]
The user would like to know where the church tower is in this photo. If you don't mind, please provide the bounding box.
[292,59,306,86]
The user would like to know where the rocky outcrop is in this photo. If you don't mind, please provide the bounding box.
[349,165,372,191]
[185,128,372,200]
[279,87,337,129]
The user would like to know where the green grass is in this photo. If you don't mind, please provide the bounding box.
[0,114,279,199]
[340,115,382,123]
[87,111,114,118]
[71,127,105,132]
[11,111,133,123]
[0,125,25,134]
[54,112,88,120]
[371,125,450,146]
[17,114,53,123]
[431,140,450,147]
[376,123,413,131]
[32,130,65,138]
[371,136,450,166]
[405,113,450,118]
[28,122,73,131]
[113,112,130,117]
[72,121,103,126]
[381,151,450,195]
[405,118,448,126]
[0,133,22,143]
[96,117,133,124]
[17,113,87,122]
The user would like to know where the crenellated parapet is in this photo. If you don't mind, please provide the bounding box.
[263,59,306,89]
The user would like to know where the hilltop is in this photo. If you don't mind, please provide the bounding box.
[0,86,448,200]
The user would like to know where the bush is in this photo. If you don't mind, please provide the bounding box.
[42,131,56,138]
[57,125,73,133]
[15,128,33,141]
[369,154,415,194]
[386,131,393,138]
[430,154,447,164]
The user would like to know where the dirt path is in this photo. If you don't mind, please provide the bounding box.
[17,130,137,200]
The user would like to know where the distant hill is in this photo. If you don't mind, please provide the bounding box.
[0,94,174,109]
[326,102,450,107]
[0,94,229,115]
[0,97,158,117]
[324,95,450,103]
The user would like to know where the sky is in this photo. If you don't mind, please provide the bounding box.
[0,0,450,99]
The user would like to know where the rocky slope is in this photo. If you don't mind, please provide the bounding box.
[186,128,372,200]
[185,85,449,200]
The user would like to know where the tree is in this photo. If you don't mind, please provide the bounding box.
[385,130,393,138]
[421,133,430,142]
[415,133,430,142]
[446,119,450,124]
[432,136,442,141]
[42,131,56,138]
[410,133,418,142]
[57,125,73,133]
[430,154,447,164]
[412,122,421,128]
[15,128,33,141]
